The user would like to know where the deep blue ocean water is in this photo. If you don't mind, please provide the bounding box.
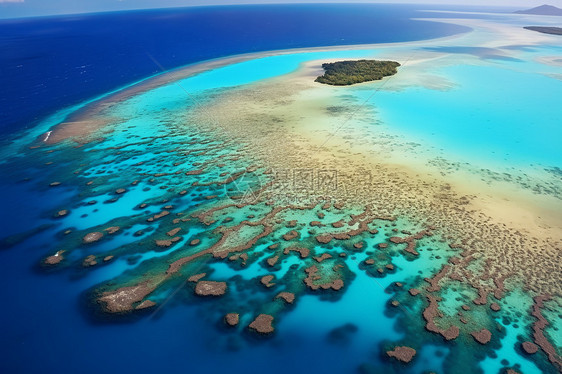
[0,3,484,135]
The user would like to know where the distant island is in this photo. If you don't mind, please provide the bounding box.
[524,26,562,35]
[514,4,562,16]
[315,60,400,86]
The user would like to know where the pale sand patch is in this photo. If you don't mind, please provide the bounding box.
[545,73,562,81]
[44,119,112,144]
[418,17,559,48]
[537,56,562,67]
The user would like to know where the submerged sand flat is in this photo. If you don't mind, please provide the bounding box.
[22,15,562,374]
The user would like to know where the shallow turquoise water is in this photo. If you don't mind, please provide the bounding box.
[1,15,560,374]
[122,42,562,173]
[367,54,562,168]
[480,319,542,374]
[175,49,378,91]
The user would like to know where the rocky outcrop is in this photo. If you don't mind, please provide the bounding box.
[147,210,170,222]
[389,229,432,256]
[105,226,120,234]
[82,255,97,267]
[195,281,227,296]
[282,230,300,241]
[225,313,239,326]
[167,227,181,236]
[275,292,295,304]
[249,314,274,334]
[303,265,344,291]
[386,346,416,363]
[43,250,64,265]
[316,235,332,244]
[83,232,103,244]
[423,295,459,341]
[185,169,204,175]
[473,288,489,305]
[98,282,156,313]
[187,273,206,282]
[284,246,310,258]
[266,255,279,266]
[54,210,68,218]
[424,264,450,292]
[522,341,538,354]
[471,329,492,344]
[313,253,332,263]
[286,220,298,228]
[155,237,181,247]
[260,275,275,288]
[331,220,345,228]
[531,295,562,371]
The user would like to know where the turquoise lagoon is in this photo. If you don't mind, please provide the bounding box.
[362,46,562,168]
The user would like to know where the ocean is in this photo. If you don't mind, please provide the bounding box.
[0,4,559,374]
[0,4,474,135]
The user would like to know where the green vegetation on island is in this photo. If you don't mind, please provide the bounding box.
[315,60,400,86]
[524,26,562,35]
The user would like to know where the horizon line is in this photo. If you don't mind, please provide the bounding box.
[0,2,526,21]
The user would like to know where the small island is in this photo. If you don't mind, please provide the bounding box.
[315,60,400,86]
[524,26,562,35]
[514,4,562,16]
